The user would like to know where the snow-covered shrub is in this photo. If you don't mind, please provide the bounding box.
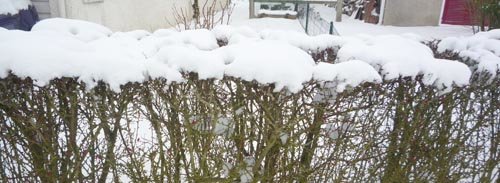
[173,0,234,30]
[0,19,499,183]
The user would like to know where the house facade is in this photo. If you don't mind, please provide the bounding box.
[378,0,471,26]
[31,0,228,31]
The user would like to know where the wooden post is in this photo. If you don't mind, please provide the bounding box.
[329,21,334,34]
[249,0,255,18]
[336,0,343,22]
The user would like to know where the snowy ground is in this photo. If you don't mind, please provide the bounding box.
[227,0,304,32]
[226,1,473,39]
[309,4,473,39]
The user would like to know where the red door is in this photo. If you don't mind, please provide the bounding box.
[441,0,472,25]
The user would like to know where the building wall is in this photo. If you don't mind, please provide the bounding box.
[38,0,228,31]
[382,0,444,26]
[31,0,61,19]
[31,0,51,19]
[442,0,471,25]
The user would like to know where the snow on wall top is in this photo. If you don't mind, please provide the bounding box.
[0,18,488,93]
[0,0,31,15]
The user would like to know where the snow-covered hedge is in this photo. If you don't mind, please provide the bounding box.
[0,0,31,15]
[0,19,499,182]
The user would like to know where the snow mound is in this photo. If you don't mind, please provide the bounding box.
[176,29,220,50]
[152,29,220,50]
[0,0,31,15]
[111,30,151,40]
[313,61,382,92]
[156,45,226,79]
[0,18,479,93]
[260,30,348,51]
[222,40,315,92]
[32,18,113,42]
[338,35,471,92]
[214,27,351,51]
[438,30,500,78]
[212,25,260,45]
[0,30,183,91]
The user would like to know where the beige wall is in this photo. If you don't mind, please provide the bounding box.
[382,0,444,26]
[61,0,227,31]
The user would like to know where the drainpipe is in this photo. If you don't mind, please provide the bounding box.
[58,0,67,18]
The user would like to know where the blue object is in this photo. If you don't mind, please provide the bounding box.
[0,6,39,31]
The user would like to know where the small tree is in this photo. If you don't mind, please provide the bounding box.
[468,0,499,32]
[482,1,499,29]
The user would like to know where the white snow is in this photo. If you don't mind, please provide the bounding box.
[150,29,220,50]
[438,29,500,78]
[311,4,472,39]
[0,17,480,94]
[152,29,178,37]
[324,122,354,140]
[260,30,348,51]
[337,35,471,92]
[214,117,234,136]
[280,133,289,144]
[240,156,255,183]
[258,10,297,16]
[155,45,226,79]
[111,30,151,40]
[0,29,183,91]
[31,18,113,42]
[227,0,304,32]
[212,25,260,45]
[313,61,382,92]
[0,0,31,15]
[174,29,220,50]
[222,40,316,92]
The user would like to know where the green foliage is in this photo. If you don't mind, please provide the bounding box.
[481,1,500,29]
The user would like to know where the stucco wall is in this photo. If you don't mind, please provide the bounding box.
[62,0,228,31]
[32,0,51,19]
[382,0,444,26]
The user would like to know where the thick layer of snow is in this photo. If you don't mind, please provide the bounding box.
[156,45,226,79]
[174,29,220,50]
[214,25,348,51]
[260,30,347,51]
[0,30,183,91]
[212,25,260,45]
[438,30,500,78]
[112,30,151,40]
[31,18,113,42]
[338,35,471,92]
[0,0,31,15]
[314,61,382,92]
[0,18,479,94]
[222,40,315,92]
